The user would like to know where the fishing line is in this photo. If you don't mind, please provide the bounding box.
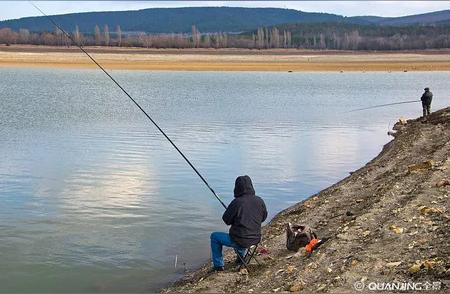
[30,2,227,210]
[347,100,421,113]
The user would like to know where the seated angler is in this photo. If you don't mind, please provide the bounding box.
[210,175,268,271]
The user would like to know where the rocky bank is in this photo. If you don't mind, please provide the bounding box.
[162,108,450,293]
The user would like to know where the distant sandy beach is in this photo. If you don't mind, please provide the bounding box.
[1,45,450,71]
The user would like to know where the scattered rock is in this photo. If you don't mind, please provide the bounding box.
[436,179,450,187]
[388,130,397,137]
[408,160,434,173]
[337,233,353,241]
[399,117,408,125]
[286,265,296,274]
[419,206,443,216]
[239,268,249,275]
[409,259,441,274]
[386,261,402,268]
[275,269,284,275]
[289,283,304,292]
[409,263,421,273]
[389,225,404,234]
[317,284,327,292]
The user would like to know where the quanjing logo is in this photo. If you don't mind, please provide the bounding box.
[353,281,442,291]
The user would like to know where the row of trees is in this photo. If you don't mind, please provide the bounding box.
[1,23,450,50]
[277,23,450,50]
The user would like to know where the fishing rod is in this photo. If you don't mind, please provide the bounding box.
[30,2,228,210]
[348,99,421,113]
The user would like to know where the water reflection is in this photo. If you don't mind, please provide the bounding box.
[1,69,450,292]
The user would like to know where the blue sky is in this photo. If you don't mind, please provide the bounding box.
[1,1,450,21]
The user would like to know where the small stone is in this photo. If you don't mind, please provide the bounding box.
[389,225,404,234]
[286,265,296,274]
[399,117,407,125]
[317,284,326,291]
[239,268,249,275]
[423,260,438,269]
[362,230,371,237]
[272,287,281,292]
[275,269,285,275]
[436,179,450,187]
[386,261,402,268]
[419,206,443,215]
[408,160,434,173]
[409,263,421,273]
[289,283,304,292]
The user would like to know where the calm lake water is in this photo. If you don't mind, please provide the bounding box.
[1,68,449,292]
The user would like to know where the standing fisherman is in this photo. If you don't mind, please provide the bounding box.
[421,87,433,118]
[210,175,267,271]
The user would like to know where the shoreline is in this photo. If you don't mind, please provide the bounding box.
[1,45,450,71]
[162,108,450,293]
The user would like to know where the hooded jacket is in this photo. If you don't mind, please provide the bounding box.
[421,90,433,106]
[222,175,268,248]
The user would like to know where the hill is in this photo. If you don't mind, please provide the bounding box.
[1,7,450,34]
[353,10,450,26]
[0,7,344,33]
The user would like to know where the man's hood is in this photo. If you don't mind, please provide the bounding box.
[234,175,255,198]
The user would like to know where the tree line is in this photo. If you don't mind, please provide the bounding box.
[0,23,449,50]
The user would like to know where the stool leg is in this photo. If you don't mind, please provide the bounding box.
[237,252,250,271]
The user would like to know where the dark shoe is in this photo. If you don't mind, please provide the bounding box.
[213,266,224,272]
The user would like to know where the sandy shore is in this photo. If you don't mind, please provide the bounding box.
[162,108,450,293]
[1,45,450,71]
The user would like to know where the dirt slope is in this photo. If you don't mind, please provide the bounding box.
[162,108,450,293]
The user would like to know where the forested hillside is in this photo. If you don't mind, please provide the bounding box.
[1,7,449,50]
[0,7,344,33]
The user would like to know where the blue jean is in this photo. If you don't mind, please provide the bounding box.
[210,232,246,268]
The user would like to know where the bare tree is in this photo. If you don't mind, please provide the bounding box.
[257,27,264,49]
[138,32,151,48]
[203,33,211,48]
[271,27,280,48]
[73,25,81,45]
[319,33,326,49]
[104,25,110,46]
[55,27,63,46]
[116,25,122,47]
[19,29,30,43]
[94,25,101,46]
[191,25,200,48]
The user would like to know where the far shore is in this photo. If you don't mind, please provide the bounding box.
[1,45,450,71]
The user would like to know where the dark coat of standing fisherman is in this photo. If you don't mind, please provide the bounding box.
[210,175,267,271]
[421,87,433,117]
